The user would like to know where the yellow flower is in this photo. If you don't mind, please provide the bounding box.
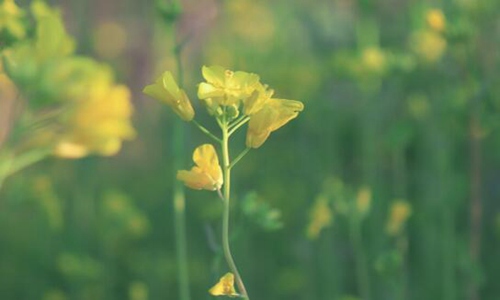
[143,71,194,121]
[209,272,239,297]
[361,47,386,74]
[197,65,260,106]
[410,30,447,63]
[246,98,304,148]
[386,201,412,236]
[356,187,371,216]
[177,144,223,191]
[54,64,135,158]
[242,82,274,116]
[426,9,446,32]
[0,0,26,39]
[307,195,333,239]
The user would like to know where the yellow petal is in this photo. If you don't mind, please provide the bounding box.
[177,144,223,191]
[197,82,225,99]
[202,65,226,86]
[143,71,194,121]
[209,272,239,297]
[176,168,215,190]
[246,99,304,148]
[243,83,274,116]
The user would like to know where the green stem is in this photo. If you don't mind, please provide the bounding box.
[170,14,190,300]
[0,148,50,191]
[228,115,248,130]
[192,120,222,143]
[351,218,371,300]
[229,148,250,169]
[221,122,249,299]
[228,116,250,137]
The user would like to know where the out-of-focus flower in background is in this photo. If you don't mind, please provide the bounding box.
[307,194,333,239]
[54,64,135,158]
[386,200,412,236]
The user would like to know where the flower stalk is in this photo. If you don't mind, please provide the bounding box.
[220,119,249,299]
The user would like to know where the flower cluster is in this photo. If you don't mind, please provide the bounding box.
[1,0,135,159]
[144,65,304,191]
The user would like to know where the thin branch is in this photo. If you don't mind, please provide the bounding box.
[192,120,222,144]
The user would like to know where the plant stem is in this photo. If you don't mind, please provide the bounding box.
[221,122,249,299]
[228,116,250,137]
[229,148,250,170]
[350,217,371,300]
[192,120,222,143]
[171,14,190,300]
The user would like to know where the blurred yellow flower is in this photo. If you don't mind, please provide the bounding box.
[361,47,387,74]
[129,281,149,300]
[54,66,135,158]
[426,9,446,32]
[177,144,223,191]
[356,187,372,216]
[31,1,75,61]
[246,98,304,148]
[0,0,26,39]
[143,71,194,121]
[307,195,333,239]
[410,30,447,63]
[386,201,412,236]
[209,272,239,297]
[198,65,260,106]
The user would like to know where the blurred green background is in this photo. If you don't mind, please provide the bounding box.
[1,0,500,299]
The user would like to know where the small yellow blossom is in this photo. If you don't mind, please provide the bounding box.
[386,201,412,236]
[197,65,260,106]
[307,195,333,239]
[0,0,26,39]
[361,47,387,74]
[177,144,223,191]
[356,187,371,216]
[426,9,446,32]
[410,30,447,63]
[209,272,239,297]
[143,71,194,121]
[246,98,304,148]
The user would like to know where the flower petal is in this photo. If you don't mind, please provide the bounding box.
[177,144,223,191]
[246,99,304,148]
[209,273,239,297]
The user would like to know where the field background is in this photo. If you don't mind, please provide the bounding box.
[1,0,500,299]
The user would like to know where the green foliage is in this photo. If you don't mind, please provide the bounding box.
[1,0,500,299]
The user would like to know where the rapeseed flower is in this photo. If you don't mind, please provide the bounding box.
[54,64,135,158]
[246,98,304,148]
[209,272,238,297]
[143,71,194,121]
[198,65,259,106]
[426,9,446,32]
[307,195,333,239]
[386,201,412,236]
[177,144,223,191]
